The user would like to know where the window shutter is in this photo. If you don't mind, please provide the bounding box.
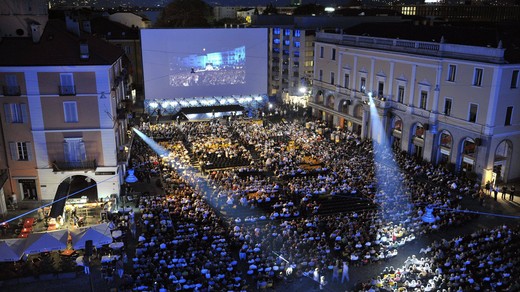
[63,141,70,162]
[26,142,33,161]
[3,104,11,123]
[9,142,17,160]
[21,103,28,123]
[79,141,87,161]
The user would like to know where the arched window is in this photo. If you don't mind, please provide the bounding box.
[438,130,452,165]
[326,94,335,109]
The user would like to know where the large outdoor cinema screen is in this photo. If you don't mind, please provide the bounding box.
[141,28,268,99]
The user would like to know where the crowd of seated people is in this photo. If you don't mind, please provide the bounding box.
[358,225,520,291]
[130,115,487,290]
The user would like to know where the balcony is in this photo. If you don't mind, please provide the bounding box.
[59,85,76,96]
[2,85,21,96]
[52,159,97,172]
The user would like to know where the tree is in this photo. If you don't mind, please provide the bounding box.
[156,0,213,28]
[293,4,325,16]
[262,3,279,15]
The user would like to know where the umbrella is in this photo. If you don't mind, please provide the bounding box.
[23,230,68,255]
[0,239,25,262]
[71,224,113,250]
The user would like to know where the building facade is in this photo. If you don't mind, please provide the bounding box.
[0,15,132,212]
[312,26,520,184]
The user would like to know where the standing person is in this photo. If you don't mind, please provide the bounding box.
[510,185,515,201]
[331,263,339,283]
[493,186,498,201]
[11,193,17,210]
[83,256,90,275]
[341,261,350,283]
[116,257,124,279]
[313,268,320,290]
[501,186,508,200]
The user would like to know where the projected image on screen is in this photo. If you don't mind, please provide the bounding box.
[169,46,246,87]
[141,28,268,99]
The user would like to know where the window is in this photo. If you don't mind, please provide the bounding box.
[444,98,452,116]
[293,51,300,58]
[319,70,323,81]
[511,70,519,89]
[331,48,336,60]
[344,73,350,89]
[3,103,28,123]
[63,138,86,162]
[330,72,335,85]
[473,68,483,87]
[9,141,31,161]
[273,38,280,44]
[60,73,75,95]
[378,82,384,97]
[284,29,290,36]
[469,103,478,123]
[293,29,300,37]
[273,28,280,35]
[294,41,300,48]
[319,46,324,58]
[304,61,314,67]
[397,86,405,103]
[4,74,20,96]
[360,77,366,93]
[447,65,456,82]
[505,106,513,126]
[63,101,78,123]
[283,40,290,46]
[420,91,428,109]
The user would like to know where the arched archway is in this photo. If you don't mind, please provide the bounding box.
[315,90,324,104]
[49,175,98,219]
[493,140,513,183]
[391,115,402,149]
[339,99,350,114]
[326,94,335,109]
[437,130,453,165]
[410,122,425,159]
[459,137,476,173]
[352,104,364,136]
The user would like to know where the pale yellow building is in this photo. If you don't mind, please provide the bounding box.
[312,22,520,184]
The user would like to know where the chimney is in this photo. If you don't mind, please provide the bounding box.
[30,22,43,43]
[80,40,89,60]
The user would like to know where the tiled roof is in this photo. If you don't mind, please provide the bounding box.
[0,19,124,66]
[90,16,140,40]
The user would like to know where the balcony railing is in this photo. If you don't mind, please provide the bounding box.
[59,85,76,96]
[52,159,97,172]
[2,85,21,96]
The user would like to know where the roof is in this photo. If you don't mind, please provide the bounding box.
[180,105,244,114]
[342,22,520,63]
[0,19,124,66]
[90,16,140,40]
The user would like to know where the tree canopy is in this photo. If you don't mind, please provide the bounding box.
[293,4,325,16]
[155,0,213,28]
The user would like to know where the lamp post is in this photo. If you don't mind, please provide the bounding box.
[123,169,138,213]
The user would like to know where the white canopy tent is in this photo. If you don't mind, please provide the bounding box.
[0,238,25,262]
[23,230,68,255]
[70,223,113,249]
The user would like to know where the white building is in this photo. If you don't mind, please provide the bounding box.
[312,22,520,184]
